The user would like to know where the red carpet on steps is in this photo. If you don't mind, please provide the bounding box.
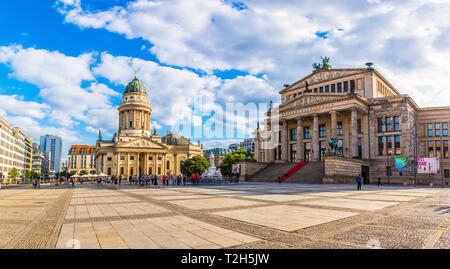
[274,161,310,183]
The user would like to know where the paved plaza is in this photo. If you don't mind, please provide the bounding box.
[0,182,449,249]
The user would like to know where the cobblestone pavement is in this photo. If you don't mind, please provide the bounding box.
[1,182,448,249]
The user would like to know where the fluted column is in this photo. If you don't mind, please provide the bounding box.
[330,111,337,138]
[281,119,288,162]
[296,117,304,162]
[312,114,320,161]
[351,108,358,158]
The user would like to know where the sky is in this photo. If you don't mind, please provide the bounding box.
[1,0,450,163]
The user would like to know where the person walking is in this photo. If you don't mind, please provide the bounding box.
[277,173,282,184]
[377,177,382,187]
[196,174,200,185]
[162,174,167,186]
[356,174,362,190]
[183,175,186,186]
[191,174,195,185]
[119,175,122,188]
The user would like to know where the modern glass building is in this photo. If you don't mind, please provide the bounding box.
[40,135,62,174]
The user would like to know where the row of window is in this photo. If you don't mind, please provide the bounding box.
[427,140,449,158]
[287,121,362,141]
[377,116,400,132]
[378,135,401,156]
[288,80,357,100]
[427,123,448,137]
[116,155,164,161]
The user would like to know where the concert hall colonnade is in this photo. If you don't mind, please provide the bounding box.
[254,63,450,184]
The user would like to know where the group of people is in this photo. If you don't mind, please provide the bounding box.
[97,175,122,188]
[92,173,203,188]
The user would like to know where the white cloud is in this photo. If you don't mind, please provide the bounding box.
[0,94,50,119]
[56,0,450,108]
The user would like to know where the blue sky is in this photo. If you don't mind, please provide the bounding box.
[1,0,450,162]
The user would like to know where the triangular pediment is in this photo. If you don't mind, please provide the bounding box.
[280,94,347,111]
[118,137,168,149]
[280,68,366,94]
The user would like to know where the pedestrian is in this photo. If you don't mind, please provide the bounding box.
[191,174,195,185]
[71,177,75,188]
[277,173,282,184]
[196,174,200,185]
[183,175,186,186]
[177,175,181,186]
[377,177,381,187]
[162,174,167,186]
[356,174,362,190]
[119,175,122,187]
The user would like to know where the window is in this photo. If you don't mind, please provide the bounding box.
[158,157,162,161]
[337,122,343,136]
[120,167,124,174]
[394,116,400,131]
[436,141,441,158]
[166,160,170,169]
[149,167,152,174]
[158,167,161,174]
[120,156,125,161]
[377,118,383,132]
[445,169,449,179]
[304,127,311,139]
[319,124,326,137]
[325,85,329,92]
[350,80,355,93]
[395,135,401,155]
[279,131,282,142]
[428,141,434,157]
[378,136,384,155]
[443,123,448,137]
[129,121,133,128]
[444,140,449,158]
[319,87,323,93]
[435,123,441,137]
[344,81,349,92]
[386,136,393,155]
[385,117,392,132]
[337,83,342,93]
[428,123,433,137]
[314,88,318,93]
[290,128,296,141]
[107,157,112,161]
[357,119,362,134]
[130,156,134,161]
[149,156,153,160]
[107,168,111,175]
[331,84,336,93]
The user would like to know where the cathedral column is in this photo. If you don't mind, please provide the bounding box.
[154,153,157,175]
[296,117,304,162]
[126,152,129,179]
[351,108,358,158]
[116,152,120,176]
[135,153,139,176]
[330,110,337,138]
[281,119,288,162]
[102,154,105,174]
[145,152,148,175]
[312,114,320,161]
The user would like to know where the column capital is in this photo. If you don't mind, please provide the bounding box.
[329,110,337,115]
[312,113,319,118]
[296,116,302,122]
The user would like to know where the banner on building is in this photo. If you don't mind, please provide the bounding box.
[232,164,240,174]
[417,158,440,174]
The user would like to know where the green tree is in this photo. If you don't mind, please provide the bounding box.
[79,170,88,176]
[8,168,18,183]
[180,156,210,177]
[219,149,255,178]
[24,170,32,180]
[31,171,41,179]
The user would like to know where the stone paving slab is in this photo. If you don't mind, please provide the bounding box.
[240,194,316,202]
[169,197,265,210]
[346,194,419,202]
[297,198,399,211]
[213,205,359,232]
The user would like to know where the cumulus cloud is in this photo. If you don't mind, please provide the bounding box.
[56,0,450,107]
[0,94,50,119]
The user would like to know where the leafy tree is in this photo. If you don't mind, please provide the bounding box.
[24,170,32,180]
[180,156,210,177]
[79,170,88,176]
[220,149,255,178]
[8,168,18,181]
[31,171,42,179]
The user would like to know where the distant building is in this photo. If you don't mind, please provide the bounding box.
[32,143,49,178]
[24,137,33,172]
[228,143,240,151]
[68,145,96,175]
[40,135,62,174]
[240,138,255,152]
[203,148,235,167]
[0,116,26,183]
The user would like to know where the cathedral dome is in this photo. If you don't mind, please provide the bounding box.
[124,73,147,94]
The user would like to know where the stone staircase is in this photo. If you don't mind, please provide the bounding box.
[248,161,325,184]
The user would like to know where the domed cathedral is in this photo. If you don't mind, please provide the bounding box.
[95,73,203,178]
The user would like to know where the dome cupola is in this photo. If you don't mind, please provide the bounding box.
[124,72,147,94]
